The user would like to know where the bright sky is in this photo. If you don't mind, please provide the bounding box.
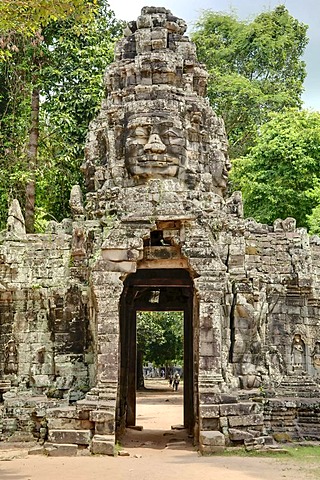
[107,0,320,111]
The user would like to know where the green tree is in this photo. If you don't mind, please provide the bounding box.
[0,0,97,232]
[36,3,122,225]
[0,1,122,231]
[0,0,95,39]
[230,109,320,228]
[136,311,183,388]
[191,5,308,158]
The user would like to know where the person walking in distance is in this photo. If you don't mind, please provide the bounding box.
[173,372,180,391]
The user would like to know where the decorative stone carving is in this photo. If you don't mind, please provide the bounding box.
[291,334,306,371]
[6,199,26,238]
[225,191,243,217]
[4,339,18,375]
[312,342,320,368]
[70,184,85,217]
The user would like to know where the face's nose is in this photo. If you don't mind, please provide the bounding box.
[144,131,166,154]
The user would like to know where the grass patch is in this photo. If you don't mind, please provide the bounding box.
[285,445,320,462]
[218,445,320,461]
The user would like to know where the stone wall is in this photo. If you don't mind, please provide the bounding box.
[0,223,95,439]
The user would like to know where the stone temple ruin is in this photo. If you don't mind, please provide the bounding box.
[1,6,320,455]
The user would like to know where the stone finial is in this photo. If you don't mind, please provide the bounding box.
[7,199,26,238]
[69,185,85,217]
[282,217,296,232]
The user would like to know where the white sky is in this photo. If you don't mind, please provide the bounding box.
[107,0,320,111]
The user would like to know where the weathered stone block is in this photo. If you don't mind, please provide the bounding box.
[28,446,45,455]
[100,259,136,273]
[101,248,140,262]
[199,404,220,418]
[45,443,79,456]
[228,414,264,428]
[220,402,259,417]
[219,416,228,428]
[228,428,254,441]
[89,410,114,422]
[47,417,93,430]
[199,430,225,447]
[91,434,115,455]
[244,436,265,451]
[200,418,220,430]
[200,444,225,454]
[48,429,92,445]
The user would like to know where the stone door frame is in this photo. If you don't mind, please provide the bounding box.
[117,268,196,436]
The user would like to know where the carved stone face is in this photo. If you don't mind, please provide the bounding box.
[211,149,232,193]
[125,112,186,179]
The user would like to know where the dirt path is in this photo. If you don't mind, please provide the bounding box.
[0,379,318,480]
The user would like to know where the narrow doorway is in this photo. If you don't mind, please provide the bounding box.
[117,269,195,439]
[136,310,184,431]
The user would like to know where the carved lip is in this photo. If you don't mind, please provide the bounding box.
[127,155,181,168]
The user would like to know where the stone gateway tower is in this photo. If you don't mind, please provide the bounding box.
[1,7,320,454]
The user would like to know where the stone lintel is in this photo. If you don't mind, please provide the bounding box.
[101,248,141,262]
[122,214,196,223]
[138,258,189,269]
[95,259,137,273]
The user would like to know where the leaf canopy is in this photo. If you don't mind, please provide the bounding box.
[191,5,308,157]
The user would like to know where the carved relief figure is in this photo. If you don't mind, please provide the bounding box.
[291,334,306,371]
[4,339,18,374]
[312,341,320,368]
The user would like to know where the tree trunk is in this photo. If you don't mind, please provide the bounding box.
[25,87,39,233]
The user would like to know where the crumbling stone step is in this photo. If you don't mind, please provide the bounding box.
[48,429,92,445]
[46,443,79,456]
[91,434,115,455]
[28,443,82,457]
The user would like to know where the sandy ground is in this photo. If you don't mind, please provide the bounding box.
[0,379,319,480]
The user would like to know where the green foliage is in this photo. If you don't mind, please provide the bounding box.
[0,0,97,40]
[35,3,122,222]
[137,311,184,368]
[230,109,320,228]
[191,5,308,158]
[307,184,320,235]
[0,1,122,230]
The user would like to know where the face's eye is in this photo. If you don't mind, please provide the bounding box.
[134,126,149,138]
[162,129,184,146]
[126,126,149,147]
